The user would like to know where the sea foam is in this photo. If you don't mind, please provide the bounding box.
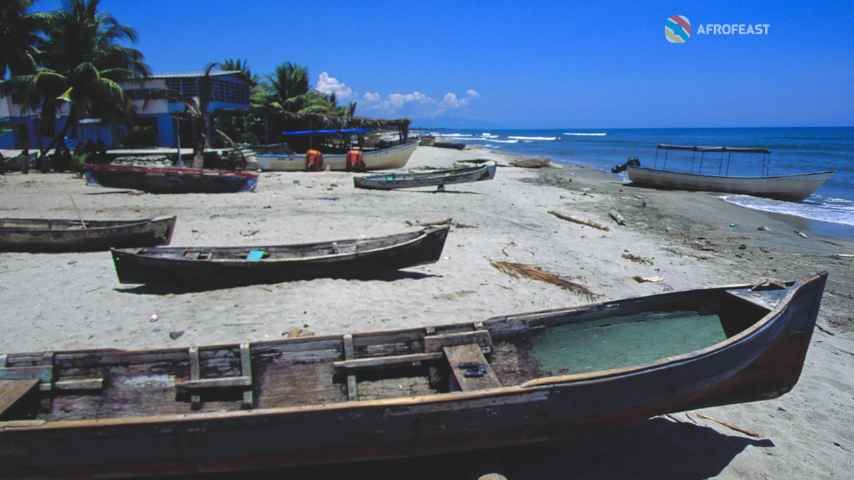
[508,136,558,141]
[722,194,854,227]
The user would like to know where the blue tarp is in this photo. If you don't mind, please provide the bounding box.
[281,128,369,137]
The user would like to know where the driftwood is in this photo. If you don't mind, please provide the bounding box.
[608,209,626,226]
[794,230,809,239]
[695,413,761,438]
[547,210,609,231]
[622,253,654,265]
[633,275,663,283]
[510,158,552,169]
[490,261,597,299]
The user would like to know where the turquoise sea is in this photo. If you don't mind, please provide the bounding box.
[421,127,854,235]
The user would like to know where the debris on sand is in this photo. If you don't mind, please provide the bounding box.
[490,260,598,299]
[633,275,664,283]
[283,327,315,338]
[548,210,609,231]
[622,252,654,265]
[608,209,627,226]
[695,413,762,438]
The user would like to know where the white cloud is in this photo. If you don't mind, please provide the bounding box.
[361,88,479,117]
[315,72,352,100]
[362,91,381,103]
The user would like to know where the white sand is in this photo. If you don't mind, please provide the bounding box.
[1,146,852,478]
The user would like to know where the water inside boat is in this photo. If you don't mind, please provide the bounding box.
[527,310,726,376]
[0,285,786,423]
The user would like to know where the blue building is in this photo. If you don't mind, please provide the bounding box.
[0,71,251,149]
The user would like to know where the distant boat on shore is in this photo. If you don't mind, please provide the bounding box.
[84,164,258,194]
[625,144,834,202]
[256,140,417,172]
[0,216,175,252]
[354,163,496,191]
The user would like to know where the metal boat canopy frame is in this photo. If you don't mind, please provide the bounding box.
[654,144,772,176]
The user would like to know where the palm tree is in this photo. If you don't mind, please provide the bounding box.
[0,0,48,79]
[268,62,310,112]
[222,58,256,85]
[9,0,150,156]
[174,63,219,168]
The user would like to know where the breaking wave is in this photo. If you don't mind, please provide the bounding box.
[722,194,854,227]
[564,132,607,137]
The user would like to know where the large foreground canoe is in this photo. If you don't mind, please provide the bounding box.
[256,141,417,172]
[84,164,258,194]
[111,225,450,286]
[0,216,176,252]
[0,273,826,478]
[354,163,497,190]
[626,166,833,202]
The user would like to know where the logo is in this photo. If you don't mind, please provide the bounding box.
[665,15,691,44]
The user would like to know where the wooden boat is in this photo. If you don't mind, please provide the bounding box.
[432,142,466,150]
[84,164,258,194]
[255,141,417,172]
[626,167,833,202]
[0,216,176,252]
[0,273,826,478]
[625,145,833,202]
[354,163,497,191]
[110,225,450,286]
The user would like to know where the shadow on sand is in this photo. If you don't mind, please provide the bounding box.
[191,417,772,480]
[114,270,442,295]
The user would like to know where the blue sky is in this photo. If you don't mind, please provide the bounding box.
[36,0,854,128]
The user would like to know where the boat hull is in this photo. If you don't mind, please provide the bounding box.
[0,274,826,478]
[84,164,258,194]
[111,226,449,286]
[256,141,417,172]
[626,166,833,202]
[354,163,497,190]
[0,216,176,252]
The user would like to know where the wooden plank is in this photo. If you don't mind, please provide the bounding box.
[443,344,501,392]
[725,289,786,311]
[176,376,251,393]
[334,352,444,372]
[343,335,358,401]
[424,330,492,353]
[240,343,253,409]
[0,379,39,417]
[189,347,200,409]
[54,378,103,391]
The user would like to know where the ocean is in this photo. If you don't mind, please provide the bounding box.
[422,127,854,234]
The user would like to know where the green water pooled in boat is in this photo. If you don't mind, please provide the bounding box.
[529,310,727,376]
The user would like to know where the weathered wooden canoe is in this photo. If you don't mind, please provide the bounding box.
[84,164,258,194]
[256,141,417,172]
[354,163,497,190]
[110,225,450,286]
[0,273,826,478]
[626,166,833,202]
[0,216,176,252]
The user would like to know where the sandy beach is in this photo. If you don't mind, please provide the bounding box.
[1,146,852,479]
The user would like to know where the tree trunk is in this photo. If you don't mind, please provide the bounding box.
[41,106,78,169]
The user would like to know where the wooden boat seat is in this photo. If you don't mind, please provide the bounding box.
[443,344,501,391]
[333,327,500,396]
[0,353,103,393]
[183,250,212,260]
[0,379,39,418]
[179,343,254,410]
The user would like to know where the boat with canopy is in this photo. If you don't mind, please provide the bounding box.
[625,144,833,202]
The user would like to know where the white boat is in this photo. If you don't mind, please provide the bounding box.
[625,144,834,202]
[256,141,417,172]
[627,167,834,202]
